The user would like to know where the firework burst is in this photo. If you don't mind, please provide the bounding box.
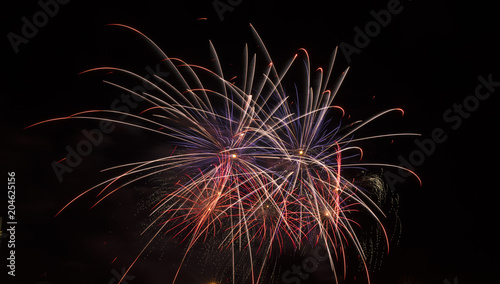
[27,24,421,284]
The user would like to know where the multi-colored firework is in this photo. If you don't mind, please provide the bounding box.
[28,24,420,283]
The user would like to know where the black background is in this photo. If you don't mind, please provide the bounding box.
[2,0,500,283]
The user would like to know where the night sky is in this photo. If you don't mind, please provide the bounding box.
[2,0,500,283]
